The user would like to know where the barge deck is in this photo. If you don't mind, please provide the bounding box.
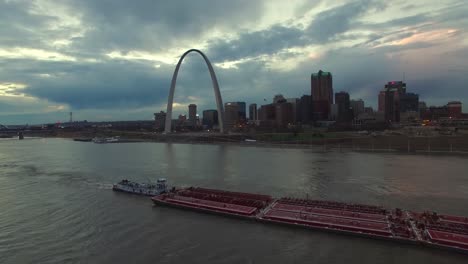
[151,187,468,255]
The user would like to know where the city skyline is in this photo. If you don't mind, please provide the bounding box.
[1,0,468,125]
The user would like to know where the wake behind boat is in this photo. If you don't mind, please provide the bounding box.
[113,178,168,196]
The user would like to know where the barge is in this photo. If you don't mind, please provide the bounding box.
[152,187,468,255]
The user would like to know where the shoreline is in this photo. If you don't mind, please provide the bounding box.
[49,134,468,156]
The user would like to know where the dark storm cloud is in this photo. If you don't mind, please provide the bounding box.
[208,0,389,62]
[207,25,306,62]
[306,0,386,43]
[0,1,57,48]
[66,0,265,53]
[20,60,172,109]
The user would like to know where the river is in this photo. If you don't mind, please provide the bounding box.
[1,138,467,263]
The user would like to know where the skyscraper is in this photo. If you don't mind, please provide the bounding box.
[275,102,294,127]
[378,91,386,112]
[188,104,197,124]
[297,95,312,124]
[249,103,258,121]
[236,102,246,120]
[335,92,352,122]
[311,70,333,120]
[380,81,409,123]
[448,101,462,118]
[350,99,365,119]
[202,110,218,129]
[224,102,240,129]
[154,111,166,130]
[400,93,419,113]
[286,98,299,123]
[384,90,396,122]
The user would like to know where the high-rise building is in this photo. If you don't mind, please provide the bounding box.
[224,102,240,129]
[330,103,338,121]
[286,98,299,123]
[236,102,246,121]
[419,101,427,119]
[297,95,312,124]
[385,81,406,93]
[364,107,374,114]
[275,102,294,127]
[258,104,276,121]
[202,110,218,129]
[335,92,352,122]
[384,90,396,122]
[448,101,462,118]
[378,91,386,112]
[400,93,419,113]
[380,81,409,123]
[273,94,286,104]
[249,103,258,121]
[311,70,333,120]
[428,106,450,120]
[154,111,166,130]
[188,104,197,124]
[350,99,365,120]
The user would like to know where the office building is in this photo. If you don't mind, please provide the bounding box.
[448,101,462,118]
[249,103,258,121]
[400,93,419,113]
[350,99,365,119]
[335,92,352,122]
[224,102,240,129]
[154,111,166,130]
[235,102,246,120]
[286,98,299,123]
[188,104,197,124]
[311,70,333,120]
[202,110,218,129]
[275,102,294,127]
[297,95,312,124]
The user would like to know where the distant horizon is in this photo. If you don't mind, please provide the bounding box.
[1,1,467,125]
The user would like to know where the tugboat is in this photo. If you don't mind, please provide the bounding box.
[92,136,121,144]
[113,178,168,196]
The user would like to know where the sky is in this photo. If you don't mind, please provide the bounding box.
[1,0,468,125]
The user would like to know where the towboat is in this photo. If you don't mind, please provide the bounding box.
[113,178,168,196]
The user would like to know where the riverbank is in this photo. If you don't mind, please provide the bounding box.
[45,130,468,155]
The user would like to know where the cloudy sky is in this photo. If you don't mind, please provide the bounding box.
[1,0,467,124]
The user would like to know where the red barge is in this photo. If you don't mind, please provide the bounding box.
[151,187,468,255]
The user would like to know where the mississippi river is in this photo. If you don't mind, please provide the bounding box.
[1,138,467,263]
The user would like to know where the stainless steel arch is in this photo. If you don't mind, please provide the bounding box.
[164,49,225,133]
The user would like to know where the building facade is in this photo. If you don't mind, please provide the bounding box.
[311,70,333,120]
[350,99,365,119]
[297,95,312,124]
[202,110,218,129]
[286,98,299,123]
[236,102,246,121]
[275,102,294,127]
[448,101,462,118]
[400,93,419,113]
[188,104,197,125]
[249,103,258,121]
[335,92,352,122]
[224,102,239,129]
[154,111,166,130]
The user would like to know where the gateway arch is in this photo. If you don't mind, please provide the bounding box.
[164,49,225,133]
